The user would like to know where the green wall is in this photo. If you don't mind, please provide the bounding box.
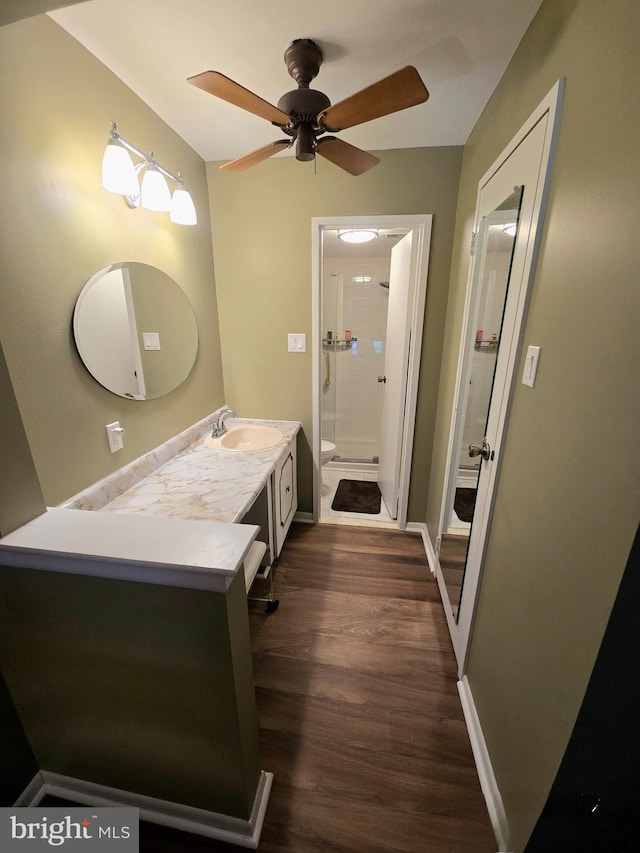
[0,340,46,536]
[0,567,260,818]
[207,147,462,515]
[0,15,225,507]
[426,1,640,849]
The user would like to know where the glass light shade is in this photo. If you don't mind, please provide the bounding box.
[352,275,373,283]
[170,187,197,225]
[338,229,378,244]
[140,166,171,212]
[101,140,139,196]
[503,223,517,237]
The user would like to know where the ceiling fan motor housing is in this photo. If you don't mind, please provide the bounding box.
[279,40,331,161]
[277,88,331,123]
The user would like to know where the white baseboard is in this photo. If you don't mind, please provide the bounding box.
[458,676,511,852]
[405,522,437,577]
[16,769,273,850]
[293,511,314,524]
[14,771,46,807]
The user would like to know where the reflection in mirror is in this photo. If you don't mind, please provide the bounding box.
[73,262,198,399]
[439,187,523,619]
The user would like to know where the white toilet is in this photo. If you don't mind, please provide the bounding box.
[321,440,336,494]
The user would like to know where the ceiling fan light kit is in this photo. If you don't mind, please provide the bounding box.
[188,38,429,176]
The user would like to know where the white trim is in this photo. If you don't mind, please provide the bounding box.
[405,522,437,577]
[293,510,314,524]
[17,770,273,850]
[14,772,46,807]
[437,80,565,674]
[458,677,512,852]
[311,215,432,528]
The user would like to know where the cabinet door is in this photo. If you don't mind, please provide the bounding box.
[275,444,297,556]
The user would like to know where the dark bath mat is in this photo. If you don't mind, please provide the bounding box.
[332,479,382,514]
[454,487,477,523]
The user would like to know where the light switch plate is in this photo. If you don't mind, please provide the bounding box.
[287,333,306,353]
[522,345,541,388]
[106,421,125,453]
[142,332,161,350]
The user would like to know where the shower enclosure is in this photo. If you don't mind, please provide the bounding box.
[321,257,390,463]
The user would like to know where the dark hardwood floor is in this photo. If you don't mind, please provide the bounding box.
[49,523,497,852]
[245,523,496,853]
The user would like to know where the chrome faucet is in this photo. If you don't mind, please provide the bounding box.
[212,407,237,438]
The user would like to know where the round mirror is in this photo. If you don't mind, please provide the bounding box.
[73,262,198,400]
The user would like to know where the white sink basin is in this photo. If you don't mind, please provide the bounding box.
[205,425,283,452]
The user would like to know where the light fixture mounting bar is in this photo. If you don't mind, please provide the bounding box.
[110,121,182,184]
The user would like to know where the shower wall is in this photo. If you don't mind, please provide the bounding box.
[322,256,390,461]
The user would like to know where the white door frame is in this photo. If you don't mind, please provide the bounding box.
[436,80,564,674]
[311,214,432,527]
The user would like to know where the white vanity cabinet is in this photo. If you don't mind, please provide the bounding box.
[241,436,297,566]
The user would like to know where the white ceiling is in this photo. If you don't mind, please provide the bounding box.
[49,0,542,163]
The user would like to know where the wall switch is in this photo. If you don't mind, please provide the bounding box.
[522,345,541,388]
[287,333,307,353]
[142,332,161,350]
[106,421,125,453]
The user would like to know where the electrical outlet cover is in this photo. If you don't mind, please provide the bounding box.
[106,421,125,453]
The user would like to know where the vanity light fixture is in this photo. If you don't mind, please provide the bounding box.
[101,122,197,225]
[503,223,518,237]
[338,229,378,244]
[140,160,172,212]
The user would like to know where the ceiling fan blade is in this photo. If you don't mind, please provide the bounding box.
[318,66,429,132]
[219,140,291,172]
[188,71,291,127]
[316,137,380,176]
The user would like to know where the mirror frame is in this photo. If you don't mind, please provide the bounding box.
[73,262,198,400]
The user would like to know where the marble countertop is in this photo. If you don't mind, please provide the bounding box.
[100,418,300,524]
[0,415,301,589]
[0,508,259,592]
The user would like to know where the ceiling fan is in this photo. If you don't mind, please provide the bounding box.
[188,38,429,176]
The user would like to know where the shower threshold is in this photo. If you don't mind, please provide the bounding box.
[333,455,378,465]
[328,457,379,474]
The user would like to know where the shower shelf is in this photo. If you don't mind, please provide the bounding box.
[322,337,357,347]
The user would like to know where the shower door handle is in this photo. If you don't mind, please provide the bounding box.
[377,375,386,383]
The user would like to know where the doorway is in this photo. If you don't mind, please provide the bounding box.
[436,81,564,672]
[312,215,432,528]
